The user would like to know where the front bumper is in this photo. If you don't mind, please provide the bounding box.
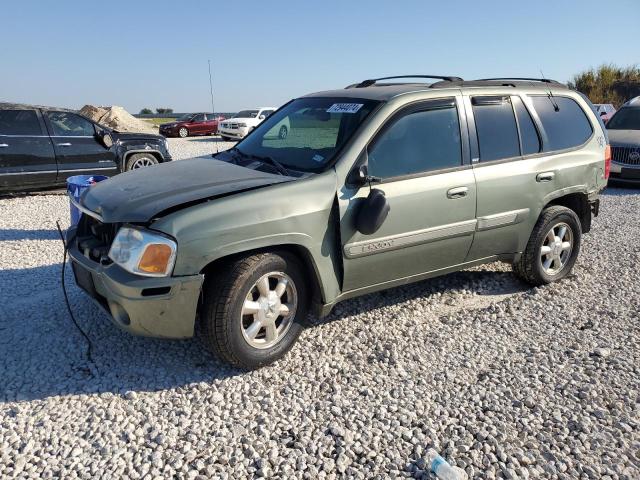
[218,128,247,139]
[610,162,640,184]
[67,226,203,338]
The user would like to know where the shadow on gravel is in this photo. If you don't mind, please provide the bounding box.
[0,229,61,241]
[313,269,529,326]
[0,263,526,403]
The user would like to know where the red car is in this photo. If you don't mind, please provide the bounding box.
[159,113,225,138]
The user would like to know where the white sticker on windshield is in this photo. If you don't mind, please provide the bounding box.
[312,154,324,163]
[326,103,363,114]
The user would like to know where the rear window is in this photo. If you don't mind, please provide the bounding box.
[0,109,42,135]
[472,96,520,161]
[530,96,593,151]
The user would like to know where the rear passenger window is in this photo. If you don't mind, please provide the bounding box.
[0,109,42,135]
[368,102,462,179]
[472,96,520,161]
[530,96,593,151]
[512,96,540,155]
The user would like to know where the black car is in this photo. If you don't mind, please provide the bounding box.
[0,103,172,192]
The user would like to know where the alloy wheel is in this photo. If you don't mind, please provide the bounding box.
[130,156,156,169]
[540,222,573,275]
[240,272,297,349]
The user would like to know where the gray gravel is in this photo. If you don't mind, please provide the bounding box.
[0,177,639,478]
[166,135,236,161]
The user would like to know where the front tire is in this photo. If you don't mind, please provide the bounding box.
[513,206,581,286]
[200,252,309,369]
[178,127,189,138]
[125,153,159,171]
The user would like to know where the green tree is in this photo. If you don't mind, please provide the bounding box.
[156,108,174,114]
[139,108,153,114]
[568,64,640,108]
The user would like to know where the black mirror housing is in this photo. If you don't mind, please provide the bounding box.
[356,188,390,235]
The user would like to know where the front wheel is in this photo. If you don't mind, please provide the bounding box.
[513,206,581,286]
[178,127,189,138]
[200,252,309,369]
[126,153,159,171]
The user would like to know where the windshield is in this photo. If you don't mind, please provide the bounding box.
[607,108,640,130]
[229,97,379,172]
[236,110,259,118]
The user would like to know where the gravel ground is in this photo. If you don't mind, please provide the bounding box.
[0,176,639,478]
[166,136,236,161]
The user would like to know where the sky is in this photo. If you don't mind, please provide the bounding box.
[1,0,638,114]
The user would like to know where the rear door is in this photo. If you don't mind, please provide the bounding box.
[0,108,57,188]
[190,114,207,134]
[338,96,477,292]
[44,111,118,180]
[465,93,595,260]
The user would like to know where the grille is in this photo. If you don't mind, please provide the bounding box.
[75,215,119,264]
[611,146,640,166]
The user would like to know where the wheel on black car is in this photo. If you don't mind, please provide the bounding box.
[200,252,309,369]
[126,153,159,171]
[513,206,581,286]
[178,127,189,138]
[278,125,288,139]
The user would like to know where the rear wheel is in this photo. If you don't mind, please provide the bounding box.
[126,153,159,171]
[200,252,309,369]
[178,127,189,138]
[513,206,581,286]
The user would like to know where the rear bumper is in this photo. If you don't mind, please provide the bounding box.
[67,226,203,338]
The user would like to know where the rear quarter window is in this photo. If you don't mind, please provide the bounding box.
[530,96,593,151]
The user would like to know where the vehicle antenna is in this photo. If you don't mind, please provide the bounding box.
[208,59,215,115]
[540,69,559,112]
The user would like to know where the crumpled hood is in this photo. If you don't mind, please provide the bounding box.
[81,158,293,223]
[607,129,640,147]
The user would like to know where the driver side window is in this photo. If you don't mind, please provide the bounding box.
[192,114,205,122]
[47,112,95,137]
[368,101,462,179]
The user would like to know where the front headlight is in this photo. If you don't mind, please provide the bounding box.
[108,227,177,277]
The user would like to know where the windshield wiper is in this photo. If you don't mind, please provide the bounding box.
[236,149,290,176]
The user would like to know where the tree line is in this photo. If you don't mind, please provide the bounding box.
[139,108,173,115]
[569,64,640,108]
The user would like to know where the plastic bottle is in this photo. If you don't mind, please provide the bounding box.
[425,449,467,480]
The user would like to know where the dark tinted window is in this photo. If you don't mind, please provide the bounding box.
[607,107,640,130]
[0,109,42,135]
[472,96,520,161]
[512,96,540,155]
[47,112,95,137]
[368,103,462,179]
[530,96,593,150]
[192,114,205,122]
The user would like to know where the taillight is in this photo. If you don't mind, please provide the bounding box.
[604,144,611,180]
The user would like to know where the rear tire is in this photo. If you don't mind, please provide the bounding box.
[200,252,309,369]
[513,206,581,286]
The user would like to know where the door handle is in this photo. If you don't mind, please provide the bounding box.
[57,143,72,147]
[0,143,8,148]
[447,186,469,199]
[536,172,555,182]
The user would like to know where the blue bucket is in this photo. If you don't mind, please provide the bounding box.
[67,175,108,226]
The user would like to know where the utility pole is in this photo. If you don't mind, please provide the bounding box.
[208,60,215,115]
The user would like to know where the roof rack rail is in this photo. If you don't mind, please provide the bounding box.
[346,75,463,89]
[475,77,564,85]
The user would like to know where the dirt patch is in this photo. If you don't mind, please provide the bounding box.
[80,105,157,134]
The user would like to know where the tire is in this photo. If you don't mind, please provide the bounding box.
[125,153,159,171]
[200,252,309,369]
[278,125,288,139]
[178,127,189,138]
[513,206,582,286]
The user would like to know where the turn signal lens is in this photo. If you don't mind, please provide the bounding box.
[138,244,173,274]
[604,144,611,180]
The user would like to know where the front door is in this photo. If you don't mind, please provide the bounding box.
[0,108,57,189]
[338,97,477,293]
[44,111,118,181]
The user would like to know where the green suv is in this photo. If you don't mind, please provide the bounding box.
[68,75,609,368]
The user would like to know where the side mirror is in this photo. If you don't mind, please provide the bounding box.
[259,115,266,120]
[349,164,381,187]
[97,131,113,148]
[356,188,390,235]
[599,111,607,116]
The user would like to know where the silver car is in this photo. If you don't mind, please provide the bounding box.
[607,96,640,183]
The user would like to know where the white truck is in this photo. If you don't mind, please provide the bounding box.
[218,107,289,141]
